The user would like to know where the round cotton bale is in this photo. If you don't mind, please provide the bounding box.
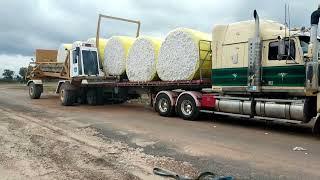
[71,41,83,49]
[157,28,211,81]
[104,36,135,76]
[87,38,108,64]
[57,44,72,63]
[126,37,162,82]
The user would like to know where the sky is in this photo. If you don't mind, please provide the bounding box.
[0,0,319,76]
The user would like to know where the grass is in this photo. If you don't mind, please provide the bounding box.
[1,82,57,93]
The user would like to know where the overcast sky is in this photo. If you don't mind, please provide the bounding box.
[0,0,319,75]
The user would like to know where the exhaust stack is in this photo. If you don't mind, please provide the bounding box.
[306,7,320,93]
[254,10,260,39]
[247,10,262,92]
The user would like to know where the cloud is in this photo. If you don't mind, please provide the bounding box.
[0,0,318,73]
[1,0,317,56]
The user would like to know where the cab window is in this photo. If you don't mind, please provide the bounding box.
[73,50,77,63]
[268,40,295,60]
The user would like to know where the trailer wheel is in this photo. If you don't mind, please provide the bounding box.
[29,82,42,99]
[96,88,104,105]
[177,94,199,120]
[155,93,174,117]
[87,89,97,105]
[60,83,76,106]
[87,88,104,106]
[77,89,87,104]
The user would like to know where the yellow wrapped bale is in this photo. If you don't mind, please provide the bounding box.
[57,43,72,62]
[104,36,135,75]
[126,37,162,82]
[87,38,108,64]
[157,28,211,81]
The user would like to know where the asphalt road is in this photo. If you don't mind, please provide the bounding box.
[0,84,320,179]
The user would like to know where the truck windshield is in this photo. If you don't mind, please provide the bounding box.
[82,50,99,76]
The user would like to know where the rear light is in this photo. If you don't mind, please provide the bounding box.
[201,94,216,108]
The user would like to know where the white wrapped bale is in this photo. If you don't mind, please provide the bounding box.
[157,28,211,81]
[71,41,83,49]
[126,37,162,82]
[104,36,135,75]
[57,43,72,62]
[87,38,108,64]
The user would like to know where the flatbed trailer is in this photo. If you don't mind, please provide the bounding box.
[27,65,215,118]
[85,79,211,90]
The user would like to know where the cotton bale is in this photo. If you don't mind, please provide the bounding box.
[87,38,108,64]
[57,44,72,63]
[126,37,162,82]
[104,36,135,75]
[157,28,211,81]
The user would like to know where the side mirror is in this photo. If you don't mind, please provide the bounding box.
[277,38,286,60]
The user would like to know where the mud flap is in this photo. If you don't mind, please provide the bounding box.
[312,114,320,136]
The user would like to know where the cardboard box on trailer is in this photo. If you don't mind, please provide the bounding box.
[35,49,58,63]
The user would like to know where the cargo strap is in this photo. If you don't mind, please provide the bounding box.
[153,167,234,180]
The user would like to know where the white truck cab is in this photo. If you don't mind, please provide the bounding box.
[70,41,103,78]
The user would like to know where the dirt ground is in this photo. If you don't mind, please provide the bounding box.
[0,83,320,179]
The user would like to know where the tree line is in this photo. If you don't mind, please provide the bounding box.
[0,67,28,83]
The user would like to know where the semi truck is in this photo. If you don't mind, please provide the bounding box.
[27,8,320,135]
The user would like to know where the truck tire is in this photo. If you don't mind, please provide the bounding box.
[60,83,76,106]
[29,82,42,99]
[96,88,104,105]
[177,94,199,120]
[86,88,104,106]
[155,93,174,117]
[77,89,87,104]
[86,89,97,105]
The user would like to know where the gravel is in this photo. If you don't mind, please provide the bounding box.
[0,106,198,179]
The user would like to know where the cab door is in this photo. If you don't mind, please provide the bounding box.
[262,38,305,87]
[70,47,79,77]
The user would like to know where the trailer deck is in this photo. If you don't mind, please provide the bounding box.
[80,78,212,90]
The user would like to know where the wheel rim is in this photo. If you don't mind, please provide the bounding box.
[60,89,65,102]
[181,100,193,116]
[29,86,34,96]
[158,98,169,113]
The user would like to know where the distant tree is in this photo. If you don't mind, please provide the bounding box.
[15,75,22,81]
[2,69,14,80]
[19,67,28,80]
